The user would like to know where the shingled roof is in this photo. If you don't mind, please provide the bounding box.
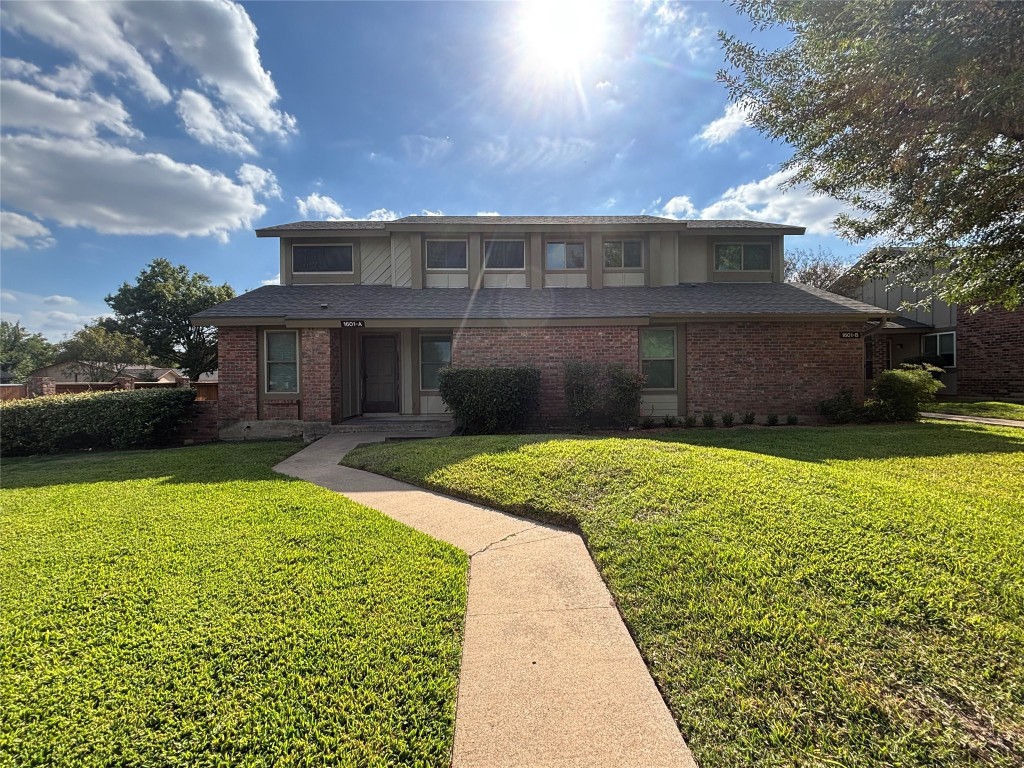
[193,283,888,325]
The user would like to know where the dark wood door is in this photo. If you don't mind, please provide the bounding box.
[362,336,398,412]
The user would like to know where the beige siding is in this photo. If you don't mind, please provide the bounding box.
[603,272,646,287]
[678,235,707,282]
[544,273,588,288]
[641,393,677,418]
[425,273,470,288]
[360,237,391,285]
[400,328,414,414]
[858,276,956,328]
[391,236,412,287]
[420,394,447,414]
[483,273,528,288]
[650,233,678,286]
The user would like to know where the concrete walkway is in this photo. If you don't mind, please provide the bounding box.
[921,412,1024,428]
[275,433,696,768]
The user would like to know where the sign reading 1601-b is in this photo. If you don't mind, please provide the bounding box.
[341,320,365,328]
[840,331,862,339]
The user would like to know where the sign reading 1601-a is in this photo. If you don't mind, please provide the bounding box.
[341,320,365,328]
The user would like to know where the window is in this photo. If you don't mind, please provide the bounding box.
[545,241,586,270]
[426,240,468,270]
[265,330,298,393]
[484,239,525,270]
[292,244,353,273]
[640,328,675,389]
[420,335,452,390]
[714,243,772,271]
[604,240,643,269]
[923,331,956,366]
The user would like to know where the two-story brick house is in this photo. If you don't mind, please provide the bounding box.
[191,215,890,437]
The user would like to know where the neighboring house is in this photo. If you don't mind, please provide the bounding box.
[191,215,890,437]
[25,363,191,384]
[851,268,1024,399]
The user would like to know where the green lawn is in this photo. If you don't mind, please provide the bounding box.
[928,400,1024,421]
[344,423,1024,767]
[0,442,467,767]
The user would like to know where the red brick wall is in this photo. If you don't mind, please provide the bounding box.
[452,326,640,422]
[261,400,299,420]
[957,307,1024,397]
[330,328,343,423]
[300,328,332,422]
[687,321,865,416]
[176,401,219,444]
[218,327,257,424]
[865,333,890,379]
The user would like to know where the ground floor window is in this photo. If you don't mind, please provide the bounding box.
[923,331,956,366]
[640,327,675,388]
[265,330,298,392]
[420,334,452,390]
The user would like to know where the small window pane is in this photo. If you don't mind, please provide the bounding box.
[545,243,566,270]
[421,338,451,363]
[267,362,298,392]
[643,360,675,389]
[293,245,352,273]
[939,333,955,356]
[923,335,938,356]
[484,240,525,269]
[641,329,675,359]
[744,244,772,270]
[604,241,623,268]
[623,241,643,268]
[421,363,445,390]
[266,331,297,362]
[426,241,467,270]
[566,242,586,269]
[715,244,743,270]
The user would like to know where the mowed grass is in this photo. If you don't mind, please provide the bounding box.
[929,400,1024,421]
[0,442,467,767]
[344,423,1024,767]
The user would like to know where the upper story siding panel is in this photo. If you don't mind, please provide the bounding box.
[856,275,956,328]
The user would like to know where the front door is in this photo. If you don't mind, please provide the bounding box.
[361,335,399,413]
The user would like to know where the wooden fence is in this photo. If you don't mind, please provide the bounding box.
[0,384,26,401]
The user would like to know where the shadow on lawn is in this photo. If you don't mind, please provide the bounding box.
[0,441,307,490]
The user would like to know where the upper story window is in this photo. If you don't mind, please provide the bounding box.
[293,244,353,273]
[484,240,525,270]
[714,243,772,271]
[923,331,956,366]
[604,240,643,269]
[426,240,468,270]
[265,330,299,393]
[545,241,586,271]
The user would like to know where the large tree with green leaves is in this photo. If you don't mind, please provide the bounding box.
[720,0,1024,309]
[103,259,234,381]
[0,321,56,381]
[56,325,152,381]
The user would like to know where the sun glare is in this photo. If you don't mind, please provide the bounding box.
[517,0,608,76]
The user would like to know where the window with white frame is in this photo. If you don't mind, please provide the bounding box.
[714,243,772,271]
[292,244,353,273]
[545,241,586,270]
[425,240,468,270]
[923,331,956,366]
[604,240,643,269]
[640,327,675,389]
[483,239,525,270]
[420,335,452,390]
[265,330,299,393]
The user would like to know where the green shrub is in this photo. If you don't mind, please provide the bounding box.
[684,415,697,428]
[563,361,603,430]
[641,416,656,429]
[721,412,735,428]
[662,415,677,428]
[786,414,799,425]
[0,388,196,456]
[868,365,944,421]
[702,412,716,428]
[438,366,541,434]
[741,412,755,425]
[605,364,646,429]
[818,389,865,424]
[766,413,779,426]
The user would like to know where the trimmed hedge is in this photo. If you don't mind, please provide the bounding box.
[562,361,646,430]
[1,388,196,456]
[437,366,541,434]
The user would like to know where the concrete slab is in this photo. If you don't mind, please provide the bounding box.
[275,433,697,768]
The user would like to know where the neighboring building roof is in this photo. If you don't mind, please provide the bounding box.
[879,316,933,331]
[192,283,888,324]
[255,215,805,236]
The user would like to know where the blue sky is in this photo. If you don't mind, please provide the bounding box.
[0,0,858,340]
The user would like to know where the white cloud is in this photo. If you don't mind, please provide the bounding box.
[421,209,445,216]
[1,136,266,242]
[0,288,108,340]
[659,195,698,219]
[296,193,348,220]
[471,136,595,172]
[43,295,77,306]
[476,211,500,216]
[1,291,17,303]
[637,1,714,60]
[695,101,751,147]
[0,211,56,249]
[699,170,849,235]
[261,273,281,286]
[0,78,139,139]
[237,164,282,199]
[400,134,453,165]
[364,208,400,221]
[177,89,255,155]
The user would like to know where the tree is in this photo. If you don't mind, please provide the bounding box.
[103,259,235,381]
[720,1,1024,310]
[0,320,57,381]
[56,325,152,381]
[784,246,855,292]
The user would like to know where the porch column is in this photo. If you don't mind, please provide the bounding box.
[300,327,331,422]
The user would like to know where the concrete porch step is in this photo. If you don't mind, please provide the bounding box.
[331,416,454,434]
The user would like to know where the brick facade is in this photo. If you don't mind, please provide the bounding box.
[330,328,344,422]
[956,307,1024,398]
[217,326,258,424]
[452,326,640,422]
[175,401,220,444]
[687,321,865,416]
[300,327,332,422]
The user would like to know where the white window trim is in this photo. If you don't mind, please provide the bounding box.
[544,240,588,272]
[922,331,956,367]
[483,239,527,271]
[425,239,469,272]
[603,239,645,271]
[640,327,676,391]
[264,330,300,394]
[419,334,452,392]
[713,242,773,272]
[292,243,355,275]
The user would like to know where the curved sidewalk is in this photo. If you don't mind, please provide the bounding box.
[276,433,696,768]
[922,412,1024,428]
